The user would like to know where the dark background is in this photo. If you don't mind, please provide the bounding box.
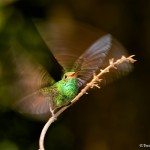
[0,0,149,150]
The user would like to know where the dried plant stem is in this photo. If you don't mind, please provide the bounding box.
[39,105,69,150]
[39,55,136,150]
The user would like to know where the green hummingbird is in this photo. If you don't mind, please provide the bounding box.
[14,34,113,117]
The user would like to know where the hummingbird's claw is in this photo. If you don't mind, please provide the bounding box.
[49,102,56,117]
[50,106,55,116]
[50,108,57,120]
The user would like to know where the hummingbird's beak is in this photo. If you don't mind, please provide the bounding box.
[71,71,78,77]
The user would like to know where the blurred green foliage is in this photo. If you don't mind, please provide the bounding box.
[0,140,19,150]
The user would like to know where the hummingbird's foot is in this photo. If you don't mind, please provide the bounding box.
[49,102,56,117]
[50,107,55,116]
[49,107,57,120]
[50,108,57,120]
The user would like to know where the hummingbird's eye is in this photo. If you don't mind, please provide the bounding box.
[64,75,67,79]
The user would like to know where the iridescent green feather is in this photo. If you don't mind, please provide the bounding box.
[51,77,78,107]
[40,74,78,108]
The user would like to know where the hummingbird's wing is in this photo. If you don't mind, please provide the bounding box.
[36,20,105,72]
[71,34,133,87]
[12,49,55,120]
[13,84,61,121]
[11,43,55,99]
[99,37,133,85]
[13,91,51,121]
[71,34,112,87]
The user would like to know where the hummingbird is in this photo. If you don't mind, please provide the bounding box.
[14,34,113,118]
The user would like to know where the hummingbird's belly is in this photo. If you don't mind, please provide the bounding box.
[54,83,78,107]
[51,78,78,107]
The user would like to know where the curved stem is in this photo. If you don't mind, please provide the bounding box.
[39,105,70,150]
[39,116,56,150]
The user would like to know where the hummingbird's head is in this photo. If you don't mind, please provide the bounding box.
[62,72,78,80]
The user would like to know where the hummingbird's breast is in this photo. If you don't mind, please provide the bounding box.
[62,78,78,99]
[54,78,78,107]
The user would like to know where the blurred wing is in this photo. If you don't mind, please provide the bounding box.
[11,46,55,97]
[45,40,79,71]
[36,20,105,72]
[13,91,51,121]
[71,34,112,87]
[99,37,133,85]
